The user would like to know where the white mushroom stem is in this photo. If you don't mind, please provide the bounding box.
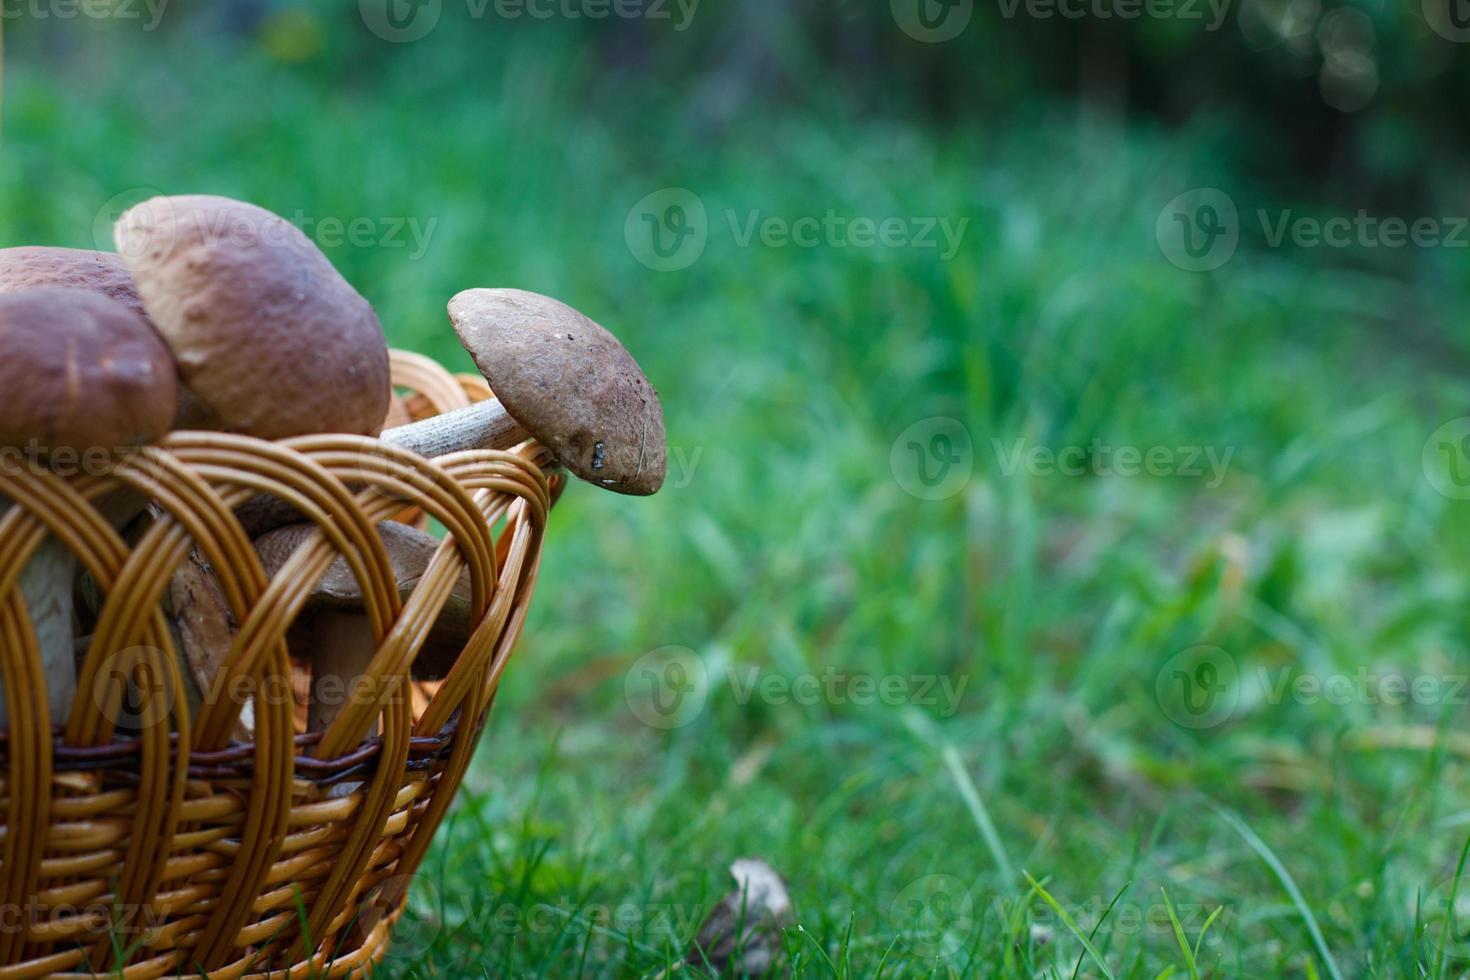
[0,494,75,728]
[378,398,527,458]
[236,399,535,539]
[6,536,75,727]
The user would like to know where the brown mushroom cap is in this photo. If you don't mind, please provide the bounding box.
[0,246,215,430]
[0,246,153,322]
[0,287,179,452]
[254,521,471,677]
[447,288,666,495]
[114,194,391,439]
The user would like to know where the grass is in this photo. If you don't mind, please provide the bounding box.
[6,6,1470,976]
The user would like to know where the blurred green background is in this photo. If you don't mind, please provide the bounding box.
[6,0,1470,975]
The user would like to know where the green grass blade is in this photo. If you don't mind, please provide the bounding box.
[1072,881,1131,980]
[1434,831,1470,977]
[1159,888,1198,980]
[905,709,1016,883]
[1192,906,1224,963]
[1217,807,1343,980]
[1023,871,1115,980]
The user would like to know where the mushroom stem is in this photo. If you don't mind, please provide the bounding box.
[73,504,246,738]
[235,400,534,539]
[22,541,75,719]
[378,398,528,459]
[307,610,378,736]
[0,529,75,728]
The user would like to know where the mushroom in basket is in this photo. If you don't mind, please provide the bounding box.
[114,194,391,440]
[0,287,179,724]
[253,287,667,739]
[0,245,210,427]
[106,193,394,728]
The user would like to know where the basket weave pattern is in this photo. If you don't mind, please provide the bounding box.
[0,351,549,978]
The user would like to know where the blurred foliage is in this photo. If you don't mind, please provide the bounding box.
[11,0,1470,199]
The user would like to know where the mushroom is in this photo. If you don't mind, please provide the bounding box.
[253,521,472,733]
[114,194,391,439]
[167,541,240,724]
[235,288,668,537]
[0,287,178,725]
[80,504,251,739]
[249,290,668,738]
[108,194,392,725]
[391,288,666,495]
[0,246,153,319]
[0,245,211,429]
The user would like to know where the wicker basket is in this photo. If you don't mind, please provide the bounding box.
[0,350,554,978]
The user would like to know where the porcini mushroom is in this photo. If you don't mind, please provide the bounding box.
[234,288,666,537]
[387,288,666,495]
[0,287,178,724]
[251,292,668,737]
[0,246,152,320]
[109,194,393,725]
[79,504,251,739]
[253,522,472,733]
[0,245,211,429]
[115,194,391,439]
